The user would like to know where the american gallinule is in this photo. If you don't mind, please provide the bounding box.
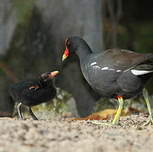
[62,36,153,125]
[9,71,59,120]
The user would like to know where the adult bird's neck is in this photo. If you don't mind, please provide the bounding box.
[75,43,92,63]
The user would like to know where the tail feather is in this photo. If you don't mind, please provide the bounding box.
[131,59,153,76]
[131,69,153,76]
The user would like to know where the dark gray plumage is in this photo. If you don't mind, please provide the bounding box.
[62,36,153,125]
[9,71,59,120]
[63,37,153,99]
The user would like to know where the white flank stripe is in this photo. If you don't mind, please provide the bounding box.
[93,65,101,69]
[116,70,121,72]
[101,67,109,70]
[90,62,97,66]
[131,69,153,76]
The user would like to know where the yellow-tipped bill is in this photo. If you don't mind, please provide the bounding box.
[62,54,68,61]
[62,47,69,61]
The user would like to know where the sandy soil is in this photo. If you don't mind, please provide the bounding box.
[0,114,153,152]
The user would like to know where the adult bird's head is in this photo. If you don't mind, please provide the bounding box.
[41,71,59,81]
[62,36,86,61]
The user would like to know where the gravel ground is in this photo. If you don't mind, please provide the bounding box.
[0,114,153,152]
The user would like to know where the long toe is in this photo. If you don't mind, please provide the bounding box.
[29,107,38,120]
[90,120,116,126]
[143,116,153,126]
[31,115,38,120]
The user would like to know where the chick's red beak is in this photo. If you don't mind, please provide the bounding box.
[62,47,69,61]
[49,71,59,78]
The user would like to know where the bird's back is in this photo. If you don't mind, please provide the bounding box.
[9,79,56,106]
[92,49,153,70]
[81,48,153,99]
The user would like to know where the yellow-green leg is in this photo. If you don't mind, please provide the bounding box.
[91,96,124,126]
[143,88,153,125]
[112,96,124,125]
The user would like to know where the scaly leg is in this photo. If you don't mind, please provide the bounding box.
[29,107,38,120]
[91,96,124,126]
[143,88,153,125]
[112,96,124,125]
[17,102,24,119]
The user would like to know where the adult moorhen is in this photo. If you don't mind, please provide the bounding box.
[62,36,153,125]
[9,71,59,120]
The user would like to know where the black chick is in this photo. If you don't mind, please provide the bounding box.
[9,71,59,120]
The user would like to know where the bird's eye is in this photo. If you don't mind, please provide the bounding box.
[65,38,70,47]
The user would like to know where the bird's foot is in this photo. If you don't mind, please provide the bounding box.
[143,116,153,126]
[90,120,117,126]
[32,115,38,120]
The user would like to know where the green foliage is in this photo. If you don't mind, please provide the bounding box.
[117,22,153,53]
[133,22,153,52]
[12,0,35,25]
[104,21,153,53]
